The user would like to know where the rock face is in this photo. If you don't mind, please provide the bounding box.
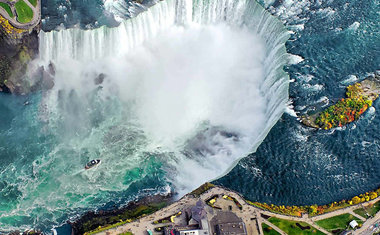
[301,73,380,129]
[94,73,106,85]
[0,13,43,94]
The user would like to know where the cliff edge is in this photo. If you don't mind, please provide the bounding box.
[0,0,45,94]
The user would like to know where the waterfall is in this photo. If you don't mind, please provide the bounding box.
[0,0,292,231]
[39,0,177,60]
[38,0,290,190]
[179,0,290,164]
[175,0,193,24]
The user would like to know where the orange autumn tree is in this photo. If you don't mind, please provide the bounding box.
[315,83,372,129]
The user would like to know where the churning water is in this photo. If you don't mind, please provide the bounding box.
[0,0,291,231]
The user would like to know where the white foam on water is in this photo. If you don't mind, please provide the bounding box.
[302,83,324,92]
[316,7,336,17]
[289,54,304,64]
[288,24,305,31]
[0,0,291,231]
[266,0,311,27]
[368,106,376,114]
[348,21,360,31]
[285,99,298,117]
[341,75,358,85]
[39,0,290,192]
[315,96,329,106]
[298,74,315,82]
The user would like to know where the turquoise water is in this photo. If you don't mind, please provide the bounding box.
[0,91,169,231]
[0,0,379,232]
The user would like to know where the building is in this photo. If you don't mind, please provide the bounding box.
[215,222,247,235]
[180,229,209,235]
[349,220,358,229]
[210,211,247,235]
[164,200,210,235]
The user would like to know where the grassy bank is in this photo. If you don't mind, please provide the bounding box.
[189,182,215,197]
[70,192,173,234]
[28,0,37,7]
[15,0,33,23]
[262,223,280,235]
[81,202,168,234]
[354,200,380,219]
[247,187,380,217]
[268,217,325,235]
[315,213,363,234]
[0,3,14,18]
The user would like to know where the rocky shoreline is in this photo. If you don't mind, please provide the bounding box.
[69,193,174,234]
[301,73,380,129]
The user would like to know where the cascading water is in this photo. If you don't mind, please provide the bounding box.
[0,0,290,232]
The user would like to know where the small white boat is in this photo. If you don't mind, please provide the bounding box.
[85,159,101,170]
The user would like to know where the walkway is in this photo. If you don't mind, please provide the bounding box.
[95,187,380,235]
[356,209,380,235]
[310,197,380,222]
[0,0,40,29]
[263,220,287,235]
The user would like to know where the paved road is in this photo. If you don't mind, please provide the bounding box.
[0,0,40,29]
[356,212,380,235]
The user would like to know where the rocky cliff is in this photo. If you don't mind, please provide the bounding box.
[0,23,38,93]
[0,0,52,94]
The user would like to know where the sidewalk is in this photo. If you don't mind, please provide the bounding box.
[95,186,380,235]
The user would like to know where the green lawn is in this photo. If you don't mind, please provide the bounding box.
[0,2,14,18]
[15,0,33,23]
[367,201,380,216]
[28,0,37,7]
[354,208,369,219]
[262,223,280,235]
[315,213,363,233]
[354,201,380,218]
[268,217,325,235]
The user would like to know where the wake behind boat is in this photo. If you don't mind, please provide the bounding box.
[85,159,101,170]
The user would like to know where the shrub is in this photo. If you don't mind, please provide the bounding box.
[352,196,361,204]
[370,192,378,200]
[190,183,215,197]
[315,83,372,129]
